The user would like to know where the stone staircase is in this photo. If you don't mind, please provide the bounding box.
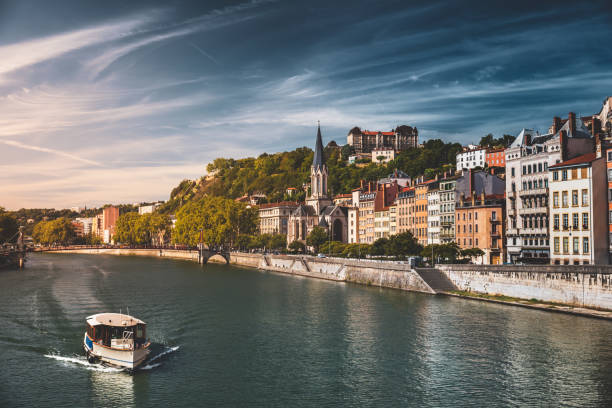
[413,268,457,293]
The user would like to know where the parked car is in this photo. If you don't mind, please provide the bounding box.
[317,253,326,258]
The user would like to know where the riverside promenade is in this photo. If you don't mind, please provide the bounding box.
[43,247,612,319]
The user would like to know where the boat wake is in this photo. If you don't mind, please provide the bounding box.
[44,354,125,373]
[144,346,180,366]
[44,345,179,373]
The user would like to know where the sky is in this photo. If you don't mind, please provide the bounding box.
[1,0,612,210]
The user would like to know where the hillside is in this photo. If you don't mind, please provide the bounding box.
[160,139,463,214]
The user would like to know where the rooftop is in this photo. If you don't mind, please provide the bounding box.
[258,201,300,209]
[549,152,597,169]
[86,313,145,327]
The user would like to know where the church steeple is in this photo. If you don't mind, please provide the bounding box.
[307,122,331,213]
[312,121,325,171]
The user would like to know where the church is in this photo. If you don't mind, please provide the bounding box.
[287,125,348,246]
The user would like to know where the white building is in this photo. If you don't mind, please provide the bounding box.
[439,177,458,243]
[456,147,486,170]
[548,152,608,265]
[75,217,94,235]
[427,189,440,244]
[138,203,162,215]
[505,114,595,264]
[372,148,395,164]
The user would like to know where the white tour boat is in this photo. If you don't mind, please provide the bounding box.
[83,313,151,370]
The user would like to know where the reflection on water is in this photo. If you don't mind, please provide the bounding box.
[90,369,135,407]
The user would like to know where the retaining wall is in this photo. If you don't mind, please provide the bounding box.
[46,248,200,261]
[228,253,435,294]
[437,264,612,310]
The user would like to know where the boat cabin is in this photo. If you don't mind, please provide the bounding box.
[85,313,147,350]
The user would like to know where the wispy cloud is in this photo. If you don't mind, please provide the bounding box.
[0,139,102,166]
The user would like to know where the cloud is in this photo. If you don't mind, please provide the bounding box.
[0,139,102,166]
[0,14,153,77]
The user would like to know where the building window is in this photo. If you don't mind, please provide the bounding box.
[573,237,579,254]
[554,237,560,253]
[553,171,559,181]
[582,213,588,230]
[553,192,559,208]
[562,170,568,181]
[475,224,478,232]
[562,191,568,207]
[582,189,588,206]
[583,238,589,254]
[608,168,612,181]
[562,214,568,230]
[511,167,515,177]
[573,213,579,229]
[572,190,578,206]
[563,237,569,254]
[608,151,612,161]
[553,214,559,230]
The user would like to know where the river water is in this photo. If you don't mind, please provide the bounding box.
[1,253,611,407]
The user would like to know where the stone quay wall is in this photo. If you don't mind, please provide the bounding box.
[46,247,200,261]
[230,253,435,294]
[437,264,612,310]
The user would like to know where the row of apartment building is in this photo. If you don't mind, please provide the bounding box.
[258,97,612,264]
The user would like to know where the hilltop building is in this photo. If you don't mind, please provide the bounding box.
[287,125,348,246]
[347,125,418,154]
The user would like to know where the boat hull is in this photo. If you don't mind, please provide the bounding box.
[83,333,149,370]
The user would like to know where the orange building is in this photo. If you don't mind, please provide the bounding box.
[396,187,414,235]
[485,148,505,168]
[414,180,437,246]
[455,193,505,264]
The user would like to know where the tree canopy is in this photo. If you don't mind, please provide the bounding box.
[173,196,258,247]
[32,218,75,245]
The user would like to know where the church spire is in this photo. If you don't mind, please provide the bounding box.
[312,121,325,170]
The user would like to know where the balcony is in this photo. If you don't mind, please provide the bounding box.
[520,227,548,235]
[489,217,501,223]
[519,188,548,196]
[490,230,501,237]
[506,228,518,236]
[518,207,547,215]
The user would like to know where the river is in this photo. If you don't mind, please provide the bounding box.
[1,253,611,407]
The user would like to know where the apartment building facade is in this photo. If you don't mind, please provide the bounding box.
[549,153,608,265]
[427,188,440,244]
[258,202,299,235]
[505,114,594,264]
[439,178,458,243]
[455,193,505,264]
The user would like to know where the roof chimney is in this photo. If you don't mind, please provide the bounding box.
[471,191,476,206]
[552,116,562,134]
[559,130,568,162]
[481,191,485,205]
[592,117,601,137]
[568,112,576,136]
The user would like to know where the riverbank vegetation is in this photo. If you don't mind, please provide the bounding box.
[161,139,464,211]
[114,212,172,246]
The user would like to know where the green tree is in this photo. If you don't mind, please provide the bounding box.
[386,232,422,259]
[370,237,389,256]
[306,227,328,254]
[268,234,287,250]
[32,218,75,245]
[0,212,19,243]
[288,240,305,254]
[115,212,142,245]
[173,196,257,247]
[461,247,485,262]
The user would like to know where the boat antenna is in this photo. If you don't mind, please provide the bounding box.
[127,306,130,317]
